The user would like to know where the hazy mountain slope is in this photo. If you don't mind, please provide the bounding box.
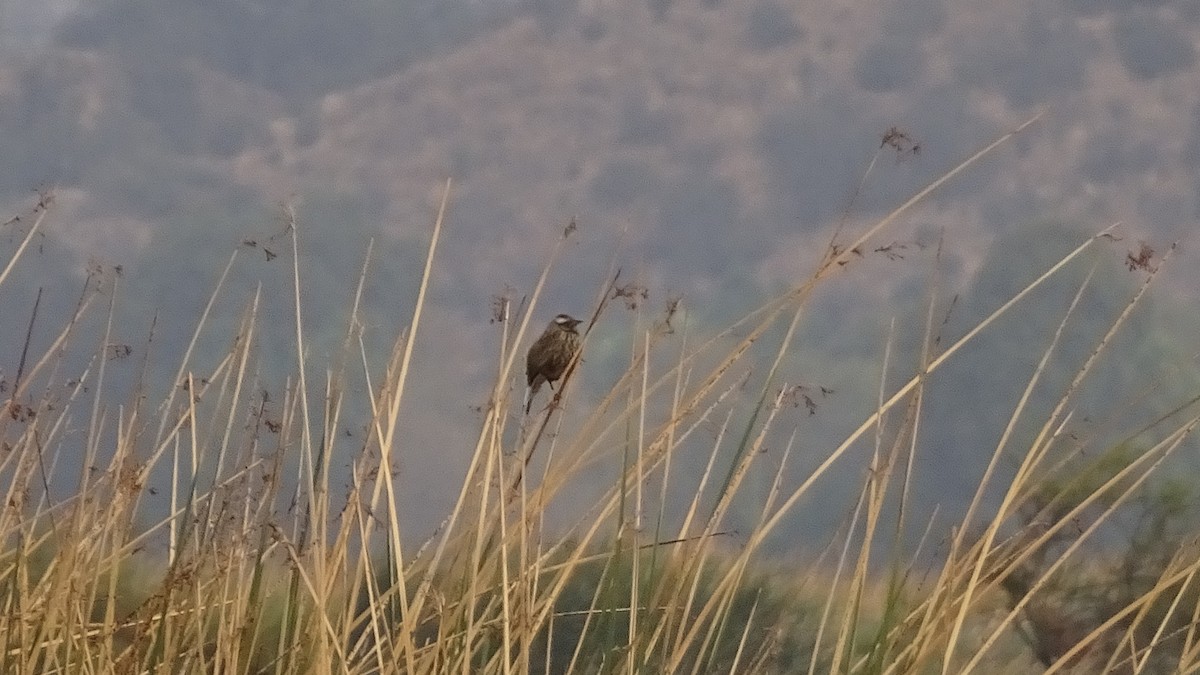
[0,0,1196,547]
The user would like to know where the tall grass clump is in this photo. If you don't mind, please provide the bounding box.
[2,116,1200,674]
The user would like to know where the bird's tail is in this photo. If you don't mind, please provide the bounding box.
[524,381,542,415]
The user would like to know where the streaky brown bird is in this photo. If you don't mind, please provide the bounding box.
[525,313,582,412]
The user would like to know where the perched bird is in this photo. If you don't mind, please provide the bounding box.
[525,313,582,412]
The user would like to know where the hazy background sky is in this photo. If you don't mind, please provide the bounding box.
[0,0,1198,553]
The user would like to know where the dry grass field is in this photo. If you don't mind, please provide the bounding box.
[2,117,1199,674]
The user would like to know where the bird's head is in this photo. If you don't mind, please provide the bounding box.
[553,314,582,331]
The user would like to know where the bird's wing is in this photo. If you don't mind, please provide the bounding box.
[526,332,555,385]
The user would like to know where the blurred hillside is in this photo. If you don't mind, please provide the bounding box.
[0,0,1197,549]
